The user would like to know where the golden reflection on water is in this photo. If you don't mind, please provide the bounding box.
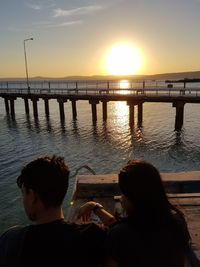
[112,101,129,123]
[135,127,143,142]
[112,80,130,124]
[109,101,131,150]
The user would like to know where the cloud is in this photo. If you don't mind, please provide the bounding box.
[39,20,82,28]
[32,18,82,28]
[53,5,103,17]
[26,0,56,10]
[7,20,82,32]
[53,21,82,27]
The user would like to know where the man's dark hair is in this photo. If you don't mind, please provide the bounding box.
[17,155,70,207]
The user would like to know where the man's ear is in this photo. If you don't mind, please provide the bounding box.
[29,188,39,204]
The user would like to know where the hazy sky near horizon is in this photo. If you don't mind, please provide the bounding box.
[1,0,200,78]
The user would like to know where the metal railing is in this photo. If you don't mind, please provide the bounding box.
[1,87,200,97]
[0,80,200,97]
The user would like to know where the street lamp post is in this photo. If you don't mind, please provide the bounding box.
[24,38,33,93]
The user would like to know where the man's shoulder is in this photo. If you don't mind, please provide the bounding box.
[0,225,29,266]
[72,222,107,245]
[72,222,107,235]
[0,225,28,242]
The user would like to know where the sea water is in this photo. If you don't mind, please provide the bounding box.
[0,85,200,233]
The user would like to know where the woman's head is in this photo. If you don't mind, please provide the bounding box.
[118,160,171,217]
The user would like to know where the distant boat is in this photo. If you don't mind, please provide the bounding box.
[165,78,200,83]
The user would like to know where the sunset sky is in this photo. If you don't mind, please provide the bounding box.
[1,0,200,78]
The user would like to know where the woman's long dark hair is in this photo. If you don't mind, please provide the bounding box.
[118,160,185,223]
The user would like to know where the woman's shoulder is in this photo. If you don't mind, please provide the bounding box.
[108,217,137,236]
[171,211,191,239]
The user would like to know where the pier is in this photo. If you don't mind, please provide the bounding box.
[1,80,200,130]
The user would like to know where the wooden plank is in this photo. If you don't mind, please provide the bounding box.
[74,174,119,198]
[74,172,200,198]
[76,171,200,182]
[182,205,200,258]
[161,171,200,181]
[76,172,200,185]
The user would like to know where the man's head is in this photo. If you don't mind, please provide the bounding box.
[17,155,69,220]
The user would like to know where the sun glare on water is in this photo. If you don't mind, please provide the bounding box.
[113,101,129,120]
[105,43,142,75]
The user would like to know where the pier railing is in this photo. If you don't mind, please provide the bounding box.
[0,83,200,97]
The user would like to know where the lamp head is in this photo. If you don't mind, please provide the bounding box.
[24,37,34,42]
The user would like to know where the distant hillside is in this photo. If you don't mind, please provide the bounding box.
[143,71,200,80]
[1,71,200,81]
[64,71,200,80]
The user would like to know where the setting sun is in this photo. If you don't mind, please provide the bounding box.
[105,44,142,75]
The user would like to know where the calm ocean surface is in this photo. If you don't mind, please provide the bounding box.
[0,85,200,233]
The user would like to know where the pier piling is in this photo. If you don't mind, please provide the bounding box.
[4,98,9,113]
[57,99,67,120]
[138,102,143,126]
[24,98,29,114]
[173,101,185,131]
[102,101,108,121]
[127,101,135,125]
[71,100,77,120]
[89,100,99,122]
[44,99,50,116]
[10,98,16,116]
[31,98,39,117]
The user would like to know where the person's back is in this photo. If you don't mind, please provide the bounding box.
[105,212,189,267]
[0,219,106,267]
[0,155,107,267]
[23,221,81,266]
[20,220,106,267]
[0,221,81,267]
